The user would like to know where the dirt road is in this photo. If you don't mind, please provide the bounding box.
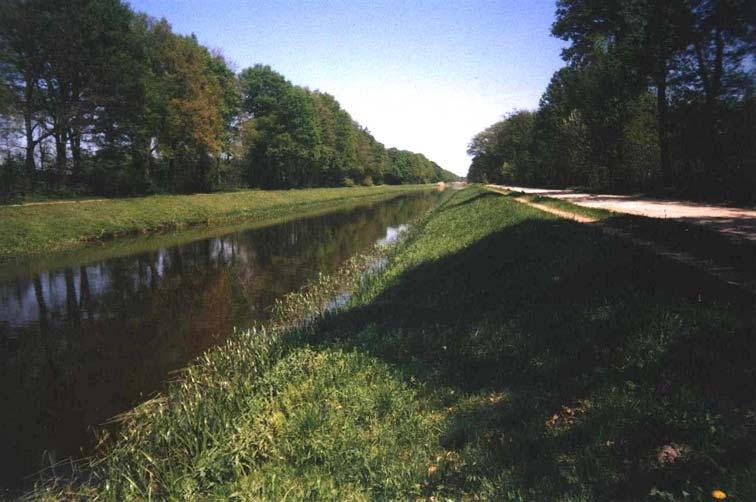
[491,185,756,242]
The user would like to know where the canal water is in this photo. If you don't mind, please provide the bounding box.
[0,189,450,488]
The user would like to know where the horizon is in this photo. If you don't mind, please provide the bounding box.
[127,0,566,176]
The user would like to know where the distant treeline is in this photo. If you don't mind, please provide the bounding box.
[468,0,755,201]
[0,0,457,198]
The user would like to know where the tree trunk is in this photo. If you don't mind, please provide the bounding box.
[133,138,150,186]
[70,78,82,182]
[656,76,670,188]
[169,156,176,189]
[648,0,674,191]
[197,146,211,192]
[39,135,48,171]
[69,129,81,182]
[55,129,67,183]
[707,25,724,179]
[693,21,724,178]
[703,94,720,179]
[23,77,36,178]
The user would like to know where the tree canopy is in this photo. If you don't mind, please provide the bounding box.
[0,1,456,199]
[468,0,755,201]
[239,65,456,189]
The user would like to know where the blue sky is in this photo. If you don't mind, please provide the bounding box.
[128,0,566,176]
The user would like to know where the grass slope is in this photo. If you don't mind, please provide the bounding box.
[0,185,429,261]
[35,187,755,501]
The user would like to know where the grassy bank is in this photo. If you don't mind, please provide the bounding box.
[0,185,430,261]
[35,187,755,500]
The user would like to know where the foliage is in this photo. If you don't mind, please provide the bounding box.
[469,0,756,200]
[467,110,536,184]
[239,65,457,189]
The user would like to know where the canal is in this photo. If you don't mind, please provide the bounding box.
[0,189,450,488]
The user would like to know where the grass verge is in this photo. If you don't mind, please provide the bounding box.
[526,193,614,220]
[0,185,430,261]
[32,186,756,500]
[504,188,756,282]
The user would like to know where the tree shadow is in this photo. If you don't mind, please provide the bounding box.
[605,213,756,279]
[309,215,756,499]
[438,190,501,211]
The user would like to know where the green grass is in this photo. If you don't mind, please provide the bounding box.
[33,187,756,500]
[526,193,614,220]
[0,185,430,261]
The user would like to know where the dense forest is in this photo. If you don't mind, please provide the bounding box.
[468,0,755,201]
[0,0,457,200]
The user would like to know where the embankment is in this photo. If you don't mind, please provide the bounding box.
[0,185,430,260]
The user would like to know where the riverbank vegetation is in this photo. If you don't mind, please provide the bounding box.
[35,187,756,500]
[0,184,431,260]
[0,1,457,202]
[467,1,755,202]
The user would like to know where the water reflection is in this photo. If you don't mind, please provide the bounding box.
[0,190,449,488]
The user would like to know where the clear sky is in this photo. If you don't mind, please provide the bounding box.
[128,0,566,176]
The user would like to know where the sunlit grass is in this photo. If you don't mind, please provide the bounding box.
[526,193,614,220]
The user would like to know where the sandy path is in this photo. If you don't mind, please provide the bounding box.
[491,185,756,242]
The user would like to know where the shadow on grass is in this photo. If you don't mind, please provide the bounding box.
[605,214,756,280]
[439,190,501,211]
[312,214,756,499]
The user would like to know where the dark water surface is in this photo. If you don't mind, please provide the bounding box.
[0,189,449,488]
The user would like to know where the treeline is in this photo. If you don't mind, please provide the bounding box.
[239,65,456,189]
[0,0,456,199]
[468,0,755,201]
